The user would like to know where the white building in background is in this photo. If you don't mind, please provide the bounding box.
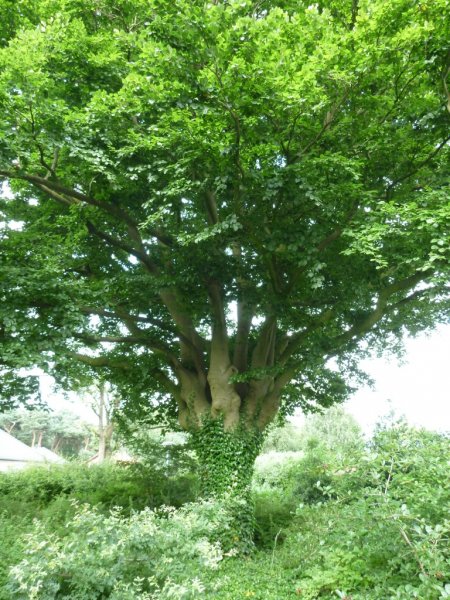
[0,429,65,471]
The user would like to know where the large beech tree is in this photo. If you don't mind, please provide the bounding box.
[1,0,449,501]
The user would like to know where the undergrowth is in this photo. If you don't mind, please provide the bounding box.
[1,422,449,599]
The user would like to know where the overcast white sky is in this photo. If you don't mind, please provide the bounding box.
[343,323,450,434]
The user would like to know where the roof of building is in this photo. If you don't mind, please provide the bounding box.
[34,446,65,463]
[0,428,47,463]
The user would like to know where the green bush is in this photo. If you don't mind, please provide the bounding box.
[253,489,295,548]
[0,460,199,593]
[6,500,230,599]
[275,424,450,599]
[253,451,305,491]
[2,422,448,600]
[252,444,362,548]
[254,447,337,499]
[0,461,198,514]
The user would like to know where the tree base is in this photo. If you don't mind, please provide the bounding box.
[191,418,263,552]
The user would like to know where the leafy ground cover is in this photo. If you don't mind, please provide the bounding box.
[1,421,449,599]
[0,460,198,595]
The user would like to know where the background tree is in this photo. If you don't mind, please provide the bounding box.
[80,380,120,461]
[0,0,449,535]
[261,406,363,455]
[0,408,95,456]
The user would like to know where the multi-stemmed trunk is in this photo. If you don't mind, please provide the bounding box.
[165,290,287,548]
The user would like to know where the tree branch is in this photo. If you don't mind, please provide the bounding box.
[208,279,231,365]
[74,332,180,366]
[204,190,219,225]
[251,315,277,369]
[387,134,450,190]
[316,202,359,252]
[278,308,335,364]
[68,352,132,370]
[158,288,207,375]
[295,90,350,159]
[330,270,433,350]
[0,168,174,250]
[86,221,158,274]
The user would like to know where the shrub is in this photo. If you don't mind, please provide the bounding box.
[252,446,342,548]
[276,424,450,599]
[0,460,199,592]
[254,447,338,504]
[0,460,198,514]
[7,500,231,600]
[253,489,296,548]
[253,451,305,491]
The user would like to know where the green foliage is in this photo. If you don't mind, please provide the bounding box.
[115,419,196,476]
[249,419,450,600]
[192,419,262,497]
[253,488,295,548]
[253,408,365,545]
[1,420,449,599]
[274,424,450,599]
[298,406,364,458]
[7,500,229,599]
[253,407,364,510]
[261,423,305,453]
[0,372,42,412]
[252,446,339,547]
[0,460,199,592]
[261,406,364,456]
[0,461,198,514]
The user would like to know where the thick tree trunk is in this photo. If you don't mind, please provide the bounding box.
[191,418,263,550]
[171,290,282,548]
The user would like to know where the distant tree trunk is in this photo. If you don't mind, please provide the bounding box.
[52,437,62,453]
[99,423,113,461]
[97,383,114,462]
[31,430,36,447]
[5,421,16,434]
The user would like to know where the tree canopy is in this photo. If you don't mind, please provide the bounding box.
[0,0,449,434]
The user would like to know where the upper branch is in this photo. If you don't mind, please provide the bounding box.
[330,270,433,351]
[67,352,132,370]
[278,308,335,365]
[0,169,174,249]
[250,315,277,370]
[387,134,450,191]
[204,190,219,225]
[74,332,180,366]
